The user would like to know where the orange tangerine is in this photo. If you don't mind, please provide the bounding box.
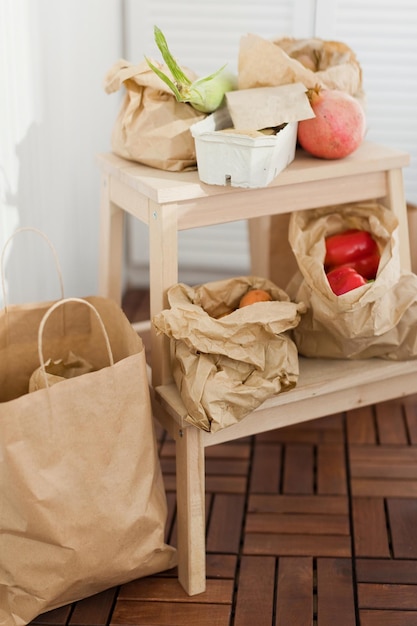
[238,289,272,308]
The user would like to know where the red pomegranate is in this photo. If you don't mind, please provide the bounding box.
[298,86,366,159]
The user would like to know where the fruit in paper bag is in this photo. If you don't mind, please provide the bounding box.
[297,86,366,159]
[326,265,367,295]
[324,228,380,280]
[239,289,272,308]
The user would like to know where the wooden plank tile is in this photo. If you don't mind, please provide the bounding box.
[69,588,119,626]
[205,475,248,494]
[356,559,417,584]
[165,491,177,544]
[350,446,417,462]
[256,428,343,444]
[358,583,417,610]
[275,557,313,626]
[118,577,233,603]
[206,494,245,554]
[205,458,250,476]
[247,494,349,515]
[249,441,282,493]
[244,533,351,557]
[30,605,73,625]
[317,443,347,495]
[205,442,251,459]
[351,478,417,498]
[346,406,376,444]
[110,600,231,625]
[387,498,417,558]
[360,609,417,626]
[233,556,275,626]
[282,444,314,494]
[160,457,177,474]
[404,399,417,444]
[317,558,356,626]
[352,497,390,557]
[350,446,417,479]
[206,554,237,579]
[245,512,349,535]
[299,414,344,430]
[375,400,408,444]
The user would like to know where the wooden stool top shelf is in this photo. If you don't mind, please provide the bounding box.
[97,141,409,230]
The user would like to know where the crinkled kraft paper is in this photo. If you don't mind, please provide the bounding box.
[104,59,206,171]
[152,276,306,433]
[238,34,364,99]
[28,351,94,392]
[287,201,417,359]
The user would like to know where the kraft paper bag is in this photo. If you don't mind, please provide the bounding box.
[28,350,94,391]
[0,296,177,626]
[238,34,363,98]
[287,201,417,360]
[104,59,206,171]
[152,276,306,433]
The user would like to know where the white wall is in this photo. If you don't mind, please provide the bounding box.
[0,0,123,305]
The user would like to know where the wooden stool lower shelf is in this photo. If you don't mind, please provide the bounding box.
[153,357,417,595]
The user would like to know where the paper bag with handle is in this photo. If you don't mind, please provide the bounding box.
[0,231,176,626]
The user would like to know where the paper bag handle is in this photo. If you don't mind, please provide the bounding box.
[1,227,65,308]
[38,298,115,387]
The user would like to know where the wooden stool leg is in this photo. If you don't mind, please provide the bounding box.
[384,168,411,271]
[175,425,206,596]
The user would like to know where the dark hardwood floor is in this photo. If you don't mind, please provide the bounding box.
[28,288,417,626]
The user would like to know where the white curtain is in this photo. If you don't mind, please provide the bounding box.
[0,0,123,306]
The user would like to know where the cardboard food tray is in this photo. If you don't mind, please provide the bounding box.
[190,83,314,189]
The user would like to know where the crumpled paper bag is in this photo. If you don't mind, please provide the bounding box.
[29,351,94,392]
[238,34,363,99]
[152,276,306,432]
[287,201,417,359]
[104,59,206,171]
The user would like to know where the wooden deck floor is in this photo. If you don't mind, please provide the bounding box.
[30,289,417,626]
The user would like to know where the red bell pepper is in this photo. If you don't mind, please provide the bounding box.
[326,265,367,295]
[338,251,380,280]
[325,229,379,268]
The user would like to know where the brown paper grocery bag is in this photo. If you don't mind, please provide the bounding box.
[153,276,306,432]
[0,297,177,626]
[104,59,206,171]
[238,34,363,98]
[287,201,417,359]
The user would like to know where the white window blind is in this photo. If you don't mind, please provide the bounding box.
[315,0,417,203]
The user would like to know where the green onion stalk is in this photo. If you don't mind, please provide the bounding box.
[145,26,236,113]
